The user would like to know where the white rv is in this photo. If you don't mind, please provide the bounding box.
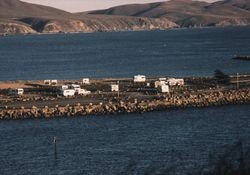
[82,78,90,84]
[44,80,51,85]
[51,80,58,86]
[111,84,119,92]
[61,85,69,90]
[60,89,75,97]
[167,78,185,86]
[154,81,167,88]
[78,89,91,95]
[160,85,170,93]
[134,75,146,83]
[9,88,24,95]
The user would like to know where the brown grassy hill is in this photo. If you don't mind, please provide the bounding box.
[0,0,177,35]
[0,0,74,18]
[88,0,250,27]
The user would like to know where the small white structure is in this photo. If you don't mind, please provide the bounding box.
[176,79,185,86]
[111,84,119,92]
[9,88,24,95]
[134,75,146,83]
[70,84,80,90]
[44,80,51,85]
[78,89,91,95]
[154,81,167,88]
[61,85,69,90]
[51,80,58,86]
[159,78,167,81]
[167,78,185,86]
[82,78,90,85]
[160,84,170,93]
[60,89,75,97]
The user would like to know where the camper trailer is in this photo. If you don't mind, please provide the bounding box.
[154,81,167,88]
[60,89,75,97]
[51,80,58,86]
[61,85,69,90]
[111,84,119,92]
[134,75,146,83]
[78,89,91,95]
[9,88,24,95]
[160,85,170,93]
[44,80,51,85]
[82,78,90,85]
[167,78,185,86]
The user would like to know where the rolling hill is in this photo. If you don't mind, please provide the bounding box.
[1,0,250,35]
[0,0,177,35]
[88,0,250,27]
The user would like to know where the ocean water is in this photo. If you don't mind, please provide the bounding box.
[0,27,250,174]
[0,27,250,80]
[0,105,249,175]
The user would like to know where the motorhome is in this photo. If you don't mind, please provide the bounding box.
[78,89,91,95]
[111,84,119,92]
[134,75,146,83]
[51,80,58,86]
[82,78,90,84]
[9,88,24,95]
[167,78,185,86]
[44,80,51,85]
[60,89,75,97]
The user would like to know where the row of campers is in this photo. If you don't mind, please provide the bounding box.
[133,75,184,86]
[44,80,58,86]
[60,84,90,97]
[45,79,90,86]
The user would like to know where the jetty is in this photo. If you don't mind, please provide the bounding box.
[0,75,249,120]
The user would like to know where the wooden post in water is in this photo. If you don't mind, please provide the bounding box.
[53,136,58,159]
[117,81,120,98]
[237,73,239,89]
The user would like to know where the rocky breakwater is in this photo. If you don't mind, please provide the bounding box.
[0,88,249,120]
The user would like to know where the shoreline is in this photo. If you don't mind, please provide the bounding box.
[1,25,249,37]
[0,75,249,120]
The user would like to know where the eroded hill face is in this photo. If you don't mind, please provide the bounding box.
[0,0,250,35]
[0,0,177,35]
[88,0,250,27]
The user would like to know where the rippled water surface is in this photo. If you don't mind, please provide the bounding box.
[0,105,249,174]
[0,27,250,80]
[0,27,250,174]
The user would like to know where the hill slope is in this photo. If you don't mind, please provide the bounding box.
[88,0,250,27]
[0,0,177,35]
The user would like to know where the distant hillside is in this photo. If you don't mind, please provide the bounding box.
[88,0,250,27]
[0,0,74,18]
[0,0,177,35]
[1,0,250,35]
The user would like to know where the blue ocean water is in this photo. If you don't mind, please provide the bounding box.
[0,105,249,175]
[0,27,250,174]
[0,27,250,80]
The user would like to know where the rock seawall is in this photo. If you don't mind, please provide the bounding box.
[0,88,249,120]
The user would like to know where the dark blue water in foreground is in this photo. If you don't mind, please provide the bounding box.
[0,27,250,80]
[0,28,250,174]
[0,105,249,175]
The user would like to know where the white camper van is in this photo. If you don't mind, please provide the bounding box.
[82,78,90,85]
[134,75,146,83]
[9,88,24,95]
[78,89,91,95]
[60,89,75,97]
